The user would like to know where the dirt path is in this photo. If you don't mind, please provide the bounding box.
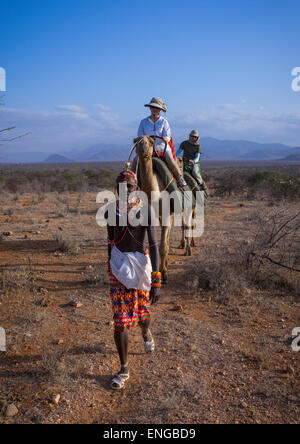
[0,192,299,424]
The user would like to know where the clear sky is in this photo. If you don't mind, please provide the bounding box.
[1,0,300,154]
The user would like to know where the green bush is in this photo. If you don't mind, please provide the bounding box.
[249,170,300,199]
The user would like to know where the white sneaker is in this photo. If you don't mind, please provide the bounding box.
[179,177,187,187]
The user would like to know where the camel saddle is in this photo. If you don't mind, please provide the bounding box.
[136,157,197,208]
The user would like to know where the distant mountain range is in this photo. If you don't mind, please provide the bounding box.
[1,137,300,163]
[44,154,73,163]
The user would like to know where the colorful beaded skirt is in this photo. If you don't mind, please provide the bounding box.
[109,273,151,332]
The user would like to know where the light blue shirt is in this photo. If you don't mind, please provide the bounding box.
[138,116,171,153]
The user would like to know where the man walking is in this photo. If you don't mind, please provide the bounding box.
[106,169,161,390]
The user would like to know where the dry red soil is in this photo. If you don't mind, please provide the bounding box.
[0,191,299,424]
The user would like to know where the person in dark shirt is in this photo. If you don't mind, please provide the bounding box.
[176,130,204,184]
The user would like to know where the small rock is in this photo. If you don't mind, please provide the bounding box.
[68,300,83,308]
[5,403,18,417]
[58,227,63,231]
[24,234,28,239]
[3,231,12,237]
[170,305,183,312]
[240,401,248,409]
[53,339,64,345]
[53,394,60,405]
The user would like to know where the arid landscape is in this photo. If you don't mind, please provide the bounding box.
[0,160,299,424]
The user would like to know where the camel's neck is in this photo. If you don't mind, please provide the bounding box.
[138,156,159,201]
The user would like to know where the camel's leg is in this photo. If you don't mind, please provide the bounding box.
[190,208,196,248]
[160,226,169,283]
[160,214,173,284]
[184,206,193,256]
[185,233,191,256]
[178,213,186,249]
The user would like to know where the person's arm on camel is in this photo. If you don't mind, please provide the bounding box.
[147,204,160,304]
[162,119,171,146]
[176,141,184,159]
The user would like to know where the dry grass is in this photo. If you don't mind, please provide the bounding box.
[54,234,79,255]
[0,266,35,293]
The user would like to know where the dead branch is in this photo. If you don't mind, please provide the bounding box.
[261,255,300,273]
[0,127,16,133]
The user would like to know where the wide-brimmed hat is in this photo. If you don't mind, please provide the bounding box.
[144,97,167,112]
[189,130,199,138]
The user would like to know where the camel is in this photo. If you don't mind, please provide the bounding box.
[177,156,198,252]
[132,136,198,283]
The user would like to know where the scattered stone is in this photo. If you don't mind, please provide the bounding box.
[24,234,28,239]
[58,226,63,231]
[68,300,83,308]
[5,403,18,417]
[170,305,183,312]
[53,394,61,405]
[53,339,64,345]
[3,231,12,237]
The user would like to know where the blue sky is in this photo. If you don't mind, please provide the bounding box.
[1,0,300,154]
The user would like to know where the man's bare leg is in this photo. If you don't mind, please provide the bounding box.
[114,329,129,375]
[139,318,151,342]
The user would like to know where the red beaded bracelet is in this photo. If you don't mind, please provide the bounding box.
[151,271,162,288]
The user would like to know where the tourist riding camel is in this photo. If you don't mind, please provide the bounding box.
[132,97,187,188]
[106,168,161,390]
[177,129,208,194]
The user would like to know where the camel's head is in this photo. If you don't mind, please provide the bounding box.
[134,136,155,161]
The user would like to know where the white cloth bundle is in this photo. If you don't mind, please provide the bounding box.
[110,246,152,291]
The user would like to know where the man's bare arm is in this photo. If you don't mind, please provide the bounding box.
[147,204,160,304]
[147,204,160,271]
[106,209,114,272]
